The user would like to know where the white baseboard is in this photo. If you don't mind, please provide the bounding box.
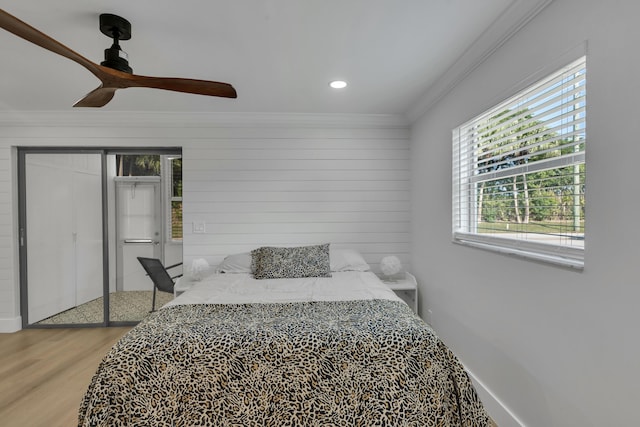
[468,369,526,427]
[0,316,22,333]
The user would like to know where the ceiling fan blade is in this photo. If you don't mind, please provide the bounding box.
[0,8,102,76]
[72,68,237,107]
[114,73,238,99]
[73,86,117,108]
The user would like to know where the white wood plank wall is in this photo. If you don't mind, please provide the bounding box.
[181,127,411,274]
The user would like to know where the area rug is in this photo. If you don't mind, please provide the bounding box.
[36,291,174,325]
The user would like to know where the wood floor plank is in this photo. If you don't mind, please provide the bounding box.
[0,327,131,427]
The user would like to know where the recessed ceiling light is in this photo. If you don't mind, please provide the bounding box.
[329,80,348,89]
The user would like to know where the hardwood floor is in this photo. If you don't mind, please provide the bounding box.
[0,327,131,427]
[0,326,499,427]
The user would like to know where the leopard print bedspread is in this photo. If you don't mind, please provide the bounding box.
[78,300,490,426]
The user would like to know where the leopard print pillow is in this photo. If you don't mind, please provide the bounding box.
[251,244,332,279]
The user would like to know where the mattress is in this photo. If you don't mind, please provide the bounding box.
[166,271,403,306]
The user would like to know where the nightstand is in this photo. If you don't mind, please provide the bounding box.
[383,272,418,314]
[173,277,195,298]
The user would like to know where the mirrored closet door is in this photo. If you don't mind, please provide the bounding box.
[20,151,105,326]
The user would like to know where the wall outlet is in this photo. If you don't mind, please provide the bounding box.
[426,308,433,326]
[193,221,206,233]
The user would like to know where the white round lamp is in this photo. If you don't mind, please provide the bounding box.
[380,255,402,281]
[190,258,210,281]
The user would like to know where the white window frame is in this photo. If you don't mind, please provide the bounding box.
[452,56,586,269]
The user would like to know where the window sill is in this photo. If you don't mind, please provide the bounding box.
[453,232,584,270]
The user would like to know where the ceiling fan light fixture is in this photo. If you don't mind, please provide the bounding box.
[329,80,348,89]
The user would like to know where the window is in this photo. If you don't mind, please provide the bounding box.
[452,56,586,268]
[115,154,161,177]
[168,157,183,241]
[114,154,182,241]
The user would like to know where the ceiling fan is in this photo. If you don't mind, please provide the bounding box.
[0,8,237,107]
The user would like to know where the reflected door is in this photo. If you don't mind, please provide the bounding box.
[115,178,162,294]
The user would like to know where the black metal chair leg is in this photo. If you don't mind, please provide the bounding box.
[151,286,157,312]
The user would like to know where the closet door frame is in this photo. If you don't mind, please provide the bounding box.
[17,146,180,328]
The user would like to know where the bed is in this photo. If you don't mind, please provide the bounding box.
[78,245,490,426]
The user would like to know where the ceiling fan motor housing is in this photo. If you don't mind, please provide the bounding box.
[102,44,132,73]
[99,13,133,74]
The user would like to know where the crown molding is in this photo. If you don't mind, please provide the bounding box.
[0,110,409,129]
[405,0,554,123]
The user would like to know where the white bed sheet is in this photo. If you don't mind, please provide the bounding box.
[165,271,402,307]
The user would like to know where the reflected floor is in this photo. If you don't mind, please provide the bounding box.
[36,291,174,325]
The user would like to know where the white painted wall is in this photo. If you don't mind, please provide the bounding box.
[410,1,640,425]
[0,112,409,331]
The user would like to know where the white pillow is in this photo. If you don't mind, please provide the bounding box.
[217,248,370,273]
[330,248,370,272]
[215,252,252,273]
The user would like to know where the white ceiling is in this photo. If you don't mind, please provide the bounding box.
[0,0,525,116]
